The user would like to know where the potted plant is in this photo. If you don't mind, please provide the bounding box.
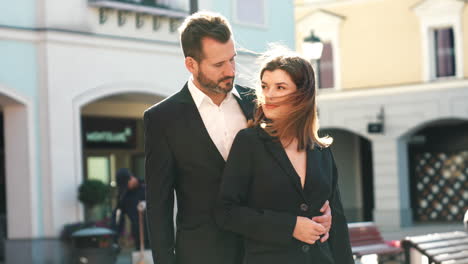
[78,179,111,221]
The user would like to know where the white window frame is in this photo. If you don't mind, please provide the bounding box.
[232,0,268,29]
[413,0,464,82]
[297,0,379,9]
[297,10,343,92]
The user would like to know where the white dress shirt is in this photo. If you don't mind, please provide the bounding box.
[187,78,247,160]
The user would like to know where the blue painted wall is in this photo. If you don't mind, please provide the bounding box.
[0,40,43,236]
[0,0,36,27]
[0,41,37,97]
[212,0,295,52]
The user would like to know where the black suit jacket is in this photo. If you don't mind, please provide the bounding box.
[215,126,354,264]
[143,83,255,264]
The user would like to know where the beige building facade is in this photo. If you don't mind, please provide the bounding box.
[296,0,468,230]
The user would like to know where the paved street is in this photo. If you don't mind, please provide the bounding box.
[0,223,463,264]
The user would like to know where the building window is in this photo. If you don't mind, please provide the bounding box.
[413,0,464,81]
[86,156,111,183]
[434,28,456,78]
[154,0,170,7]
[234,0,265,27]
[317,42,334,89]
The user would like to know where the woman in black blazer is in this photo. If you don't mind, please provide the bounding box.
[216,51,354,264]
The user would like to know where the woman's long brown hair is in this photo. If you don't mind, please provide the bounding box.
[251,51,332,150]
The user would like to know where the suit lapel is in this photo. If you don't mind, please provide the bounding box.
[173,83,225,165]
[171,84,256,165]
[259,128,307,200]
[171,83,190,103]
[233,85,255,121]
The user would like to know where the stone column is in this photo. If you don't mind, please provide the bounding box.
[371,137,412,230]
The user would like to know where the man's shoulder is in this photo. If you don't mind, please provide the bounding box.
[235,84,254,93]
[235,84,256,99]
[144,96,174,115]
[144,90,186,119]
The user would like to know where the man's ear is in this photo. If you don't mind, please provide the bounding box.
[185,56,198,74]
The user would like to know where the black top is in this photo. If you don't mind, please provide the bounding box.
[116,180,149,249]
[118,180,146,225]
[215,126,354,264]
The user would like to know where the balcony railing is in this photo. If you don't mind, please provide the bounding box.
[88,0,188,18]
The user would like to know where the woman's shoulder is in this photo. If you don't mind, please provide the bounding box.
[234,127,259,143]
[317,145,336,166]
[239,126,258,136]
[235,125,274,147]
[238,124,271,139]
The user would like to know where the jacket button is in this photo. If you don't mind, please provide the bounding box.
[300,203,308,211]
[302,245,310,252]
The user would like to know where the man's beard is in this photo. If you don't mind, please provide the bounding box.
[196,70,234,94]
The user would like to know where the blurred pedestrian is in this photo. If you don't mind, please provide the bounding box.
[464,209,467,231]
[112,168,149,250]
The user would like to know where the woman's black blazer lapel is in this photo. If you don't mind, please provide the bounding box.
[257,127,307,201]
[257,127,331,203]
[306,146,330,204]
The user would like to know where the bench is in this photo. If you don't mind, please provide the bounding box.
[401,231,468,264]
[348,222,403,263]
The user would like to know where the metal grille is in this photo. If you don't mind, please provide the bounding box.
[413,151,468,222]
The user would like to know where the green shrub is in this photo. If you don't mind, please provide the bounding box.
[78,179,110,208]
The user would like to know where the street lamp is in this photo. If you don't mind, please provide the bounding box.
[302,31,323,61]
[190,0,198,14]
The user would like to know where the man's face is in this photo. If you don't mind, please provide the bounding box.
[127,176,139,190]
[192,37,236,94]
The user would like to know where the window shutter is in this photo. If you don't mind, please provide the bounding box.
[318,42,334,89]
[435,28,455,77]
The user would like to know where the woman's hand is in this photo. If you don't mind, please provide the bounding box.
[312,200,332,242]
[293,216,326,244]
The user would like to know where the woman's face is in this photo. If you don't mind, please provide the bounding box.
[261,69,297,120]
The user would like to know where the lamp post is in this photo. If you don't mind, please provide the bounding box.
[302,31,323,61]
[303,31,324,88]
[190,0,198,14]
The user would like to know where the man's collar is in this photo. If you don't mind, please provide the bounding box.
[187,76,240,108]
[187,77,206,108]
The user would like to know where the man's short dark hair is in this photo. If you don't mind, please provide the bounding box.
[178,11,232,62]
[116,168,131,189]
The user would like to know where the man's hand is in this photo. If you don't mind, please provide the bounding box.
[293,216,326,244]
[312,200,332,242]
[137,201,147,212]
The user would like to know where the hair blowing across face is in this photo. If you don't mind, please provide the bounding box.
[178,11,232,62]
[253,52,332,150]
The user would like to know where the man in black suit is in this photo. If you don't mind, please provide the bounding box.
[143,11,332,264]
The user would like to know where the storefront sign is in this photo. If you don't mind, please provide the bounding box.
[82,117,137,149]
